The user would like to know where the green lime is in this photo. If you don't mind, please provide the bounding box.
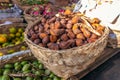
[20,36,24,41]
[53,76,61,80]
[35,70,44,76]
[22,64,31,72]
[0,76,2,80]
[49,73,55,78]
[7,43,14,47]
[4,64,13,69]
[3,69,11,75]
[23,70,31,74]
[7,49,15,54]
[2,34,7,38]
[9,27,17,34]
[14,62,20,67]
[39,64,44,69]
[45,69,51,75]
[21,61,28,66]
[15,65,22,71]
[15,41,21,45]
[15,38,20,41]
[32,61,39,68]
[18,28,24,33]
[9,34,15,39]
[26,76,33,80]
[2,75,10,80]
[20,46,27,50]
[16,32,21,37]
[2,42,9,47]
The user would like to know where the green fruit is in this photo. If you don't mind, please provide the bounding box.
[2,43,9,47]
[21,61,28,66]
[7,43,14,47]
[49,73,55,78]
[15,41,21,45]
[45,69,51,75]
[0,76,2,80]
[4,64,13,69]
[15,65,22,71]
[39,64,44,69]
[20,36,24,41]
[35,70,44,76]
[43,77,48,80]
[18,28,24,33]
[32,61,39,68]
[53,76,61,80]
[22,64,31,72]
[2,34,7,38]
[16,32,21,37]
[20,46,27,50]
[26,76,33,80]
[22,32,24,36]
[14,62,20,67]
[15,38,20,41]
[7,49,15,54]
[2,75,10,80]
[47,78,52,80]
[3,69,11,75]
[13,78,22,80]
[9,27,17,34]
[9,34,15,39]
[23,70,31,74]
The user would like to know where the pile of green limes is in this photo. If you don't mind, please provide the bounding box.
[0,60,61,80]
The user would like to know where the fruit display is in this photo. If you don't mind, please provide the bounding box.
[27,9,105,50]
[19,0,48,5]
[0,27,24,48]
[0,2,13,10]
[0,60,61,80]
[0,24,28,56]
[25,3,56,17]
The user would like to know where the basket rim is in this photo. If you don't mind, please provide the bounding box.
[24,6,43,17]
[24,19,110,52]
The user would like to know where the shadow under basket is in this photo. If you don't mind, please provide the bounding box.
[24,19,110,79]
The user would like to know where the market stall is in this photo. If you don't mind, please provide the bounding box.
[0,0,120,80]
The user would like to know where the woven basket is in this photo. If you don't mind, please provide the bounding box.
[23,6,42,24]
[24,19,110,79]
[0,23,28,55]
[108,30,120,48]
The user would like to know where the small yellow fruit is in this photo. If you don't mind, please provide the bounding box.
[7,50,15,54]
[16,32,21,37]
[18,28,24,33]
[0,34,7,44]
[15,41,21,45]
[0,52,3,56]
[9,27,17,34]
[20,46,27,50]
[9,34,15,39]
